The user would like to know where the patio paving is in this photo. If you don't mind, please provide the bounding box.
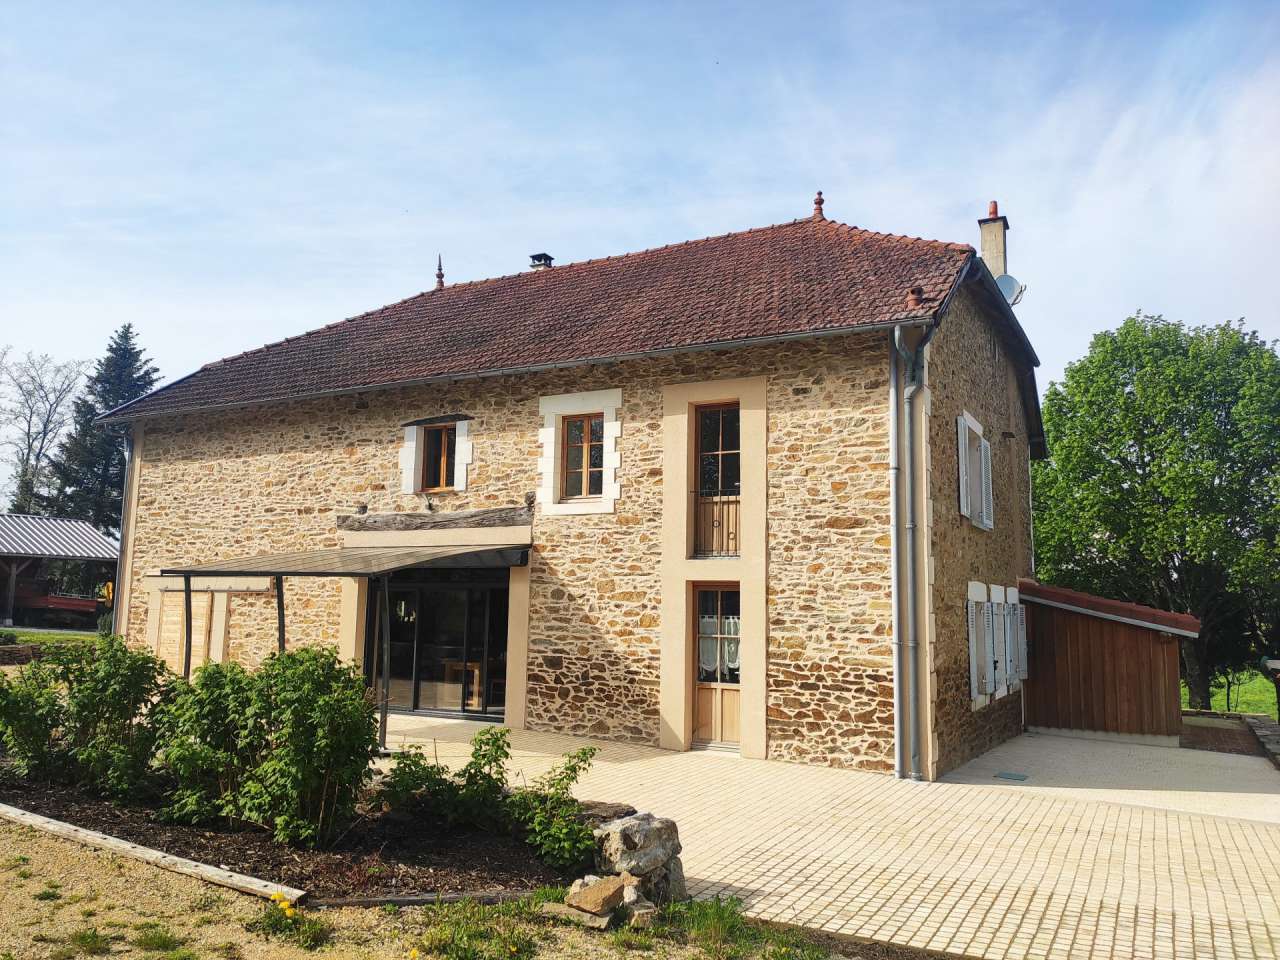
[386,714,1280,960]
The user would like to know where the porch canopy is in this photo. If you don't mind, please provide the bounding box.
[160,542,529,748]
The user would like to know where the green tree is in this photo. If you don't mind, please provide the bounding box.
[40,325,158,533]
[1033,314,1280,708]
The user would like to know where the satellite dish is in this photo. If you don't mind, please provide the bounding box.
[996,274,1026,305]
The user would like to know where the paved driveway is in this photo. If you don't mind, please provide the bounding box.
[387,716,1280,960]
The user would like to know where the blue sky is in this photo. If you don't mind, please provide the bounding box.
[2,1,1277,399]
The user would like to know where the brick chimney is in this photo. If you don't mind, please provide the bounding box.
[978,201,1009,277]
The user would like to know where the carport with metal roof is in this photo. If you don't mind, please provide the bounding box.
[0,514,120,627]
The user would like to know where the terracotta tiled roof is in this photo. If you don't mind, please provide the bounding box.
[104,216,977,422]
[1017,579,1201,637]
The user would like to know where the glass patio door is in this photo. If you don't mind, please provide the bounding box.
[369,578,508,716]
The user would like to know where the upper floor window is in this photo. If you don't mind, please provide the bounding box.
[957,412,993,530]
[697,403,740,496]
[561,412,604,499]
[694,403,740,557]
[399,415,472,494]
[423,424,456,491]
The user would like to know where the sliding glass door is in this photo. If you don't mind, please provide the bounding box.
[368,570,509,717]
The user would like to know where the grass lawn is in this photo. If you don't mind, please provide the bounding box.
[4,628,97,647]
[1181,669,1278,716]
[0,821,926,960]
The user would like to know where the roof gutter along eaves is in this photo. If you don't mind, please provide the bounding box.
[97,315,937,425]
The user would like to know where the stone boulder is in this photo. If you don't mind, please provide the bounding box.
[636,854,686,905]
[565,874,625,916]
[594,812,682,877]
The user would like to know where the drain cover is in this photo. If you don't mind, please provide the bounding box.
[995,771,1029,782]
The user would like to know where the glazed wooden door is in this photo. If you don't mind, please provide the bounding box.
[693,587,741,744]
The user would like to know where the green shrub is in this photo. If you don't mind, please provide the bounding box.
[0,636,170,796]
[157,662,259,825]
[383,729,598,870]
[233,647,377,846]
[506,746,597,871]
[0,630,17,646]
[0,658,69,776]
[52,636,171,798]
[379,744,455,812]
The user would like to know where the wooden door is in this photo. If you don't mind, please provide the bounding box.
[693,587,741,745]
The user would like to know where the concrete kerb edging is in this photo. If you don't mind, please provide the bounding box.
[0,802,308,904]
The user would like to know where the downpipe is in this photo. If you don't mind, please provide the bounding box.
[887,341,905,778]
[893,324,936,780]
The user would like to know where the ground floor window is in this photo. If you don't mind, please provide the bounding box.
[366,568,509,716]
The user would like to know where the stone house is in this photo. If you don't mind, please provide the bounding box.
[104,195,1044,781]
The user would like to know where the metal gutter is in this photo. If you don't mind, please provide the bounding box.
[1020,594,1200,639]
[98,316,935,424]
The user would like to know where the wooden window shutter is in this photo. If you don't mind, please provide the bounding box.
[1003,602,1019,690]
[1016,604,1029,680]
[967,599,981,698]
[399,426,425,494]
[956,417,971,519]
[990,600,1006,691]
[979,437,994,529]
[980,601,996,694]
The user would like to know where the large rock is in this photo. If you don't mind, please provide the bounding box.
[594,812,682,876]
[539,901,612,930]
[636,854,688,905]
[575,800,639,828]
[565,874,625,916]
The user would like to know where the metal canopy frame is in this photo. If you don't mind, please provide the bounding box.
[158,543,529,749]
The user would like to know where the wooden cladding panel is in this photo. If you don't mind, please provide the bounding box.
[1023,602,1181,737]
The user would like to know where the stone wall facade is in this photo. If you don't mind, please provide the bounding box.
[924,287,1034,777]
[123,332,896,768]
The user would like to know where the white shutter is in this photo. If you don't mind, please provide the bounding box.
[957,417,971,519]
[399,426,424,494]
[1016,604,1029,680]
[967,600,981,698]
[1003,602,1018,690]
[991,600,1006,692]
[980,602,996,694]
[979,437,994,529]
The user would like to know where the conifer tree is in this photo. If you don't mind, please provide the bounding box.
[41,325,158,532]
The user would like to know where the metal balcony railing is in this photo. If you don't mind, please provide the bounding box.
[692,489,741,557]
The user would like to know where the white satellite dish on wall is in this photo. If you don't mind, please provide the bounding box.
[996,274,1026,306]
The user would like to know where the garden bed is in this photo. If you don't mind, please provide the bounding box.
[0,774,561,900]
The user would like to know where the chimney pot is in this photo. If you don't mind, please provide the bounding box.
[905,286,925,310]
[978,201,1010,278]
[529,252,554,271]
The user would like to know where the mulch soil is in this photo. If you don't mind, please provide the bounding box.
[0,776,561,900]
[1180,719,1266,757]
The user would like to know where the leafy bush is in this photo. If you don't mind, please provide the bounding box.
[506,746,597,871]
[224,647,377,846]
[157,662,259,824]
[156,648,377,844]
[383,728,598,871]
[0,658,69,776]
[0,635,170,796]
[53,636,171,797]
[0,630,17,646]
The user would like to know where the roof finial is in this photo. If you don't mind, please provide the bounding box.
[813,190,825,220]
[435,254,445,291]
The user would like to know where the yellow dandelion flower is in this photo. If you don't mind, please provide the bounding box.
[270,891,284,901]
[409,950,420,960]
[285,906,297,918]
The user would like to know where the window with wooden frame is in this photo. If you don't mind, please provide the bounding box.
[422,424,457,491]
[696,402,741,496]
[696,586,741,685]
[957,412,993,530]
[561,412,604,499]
